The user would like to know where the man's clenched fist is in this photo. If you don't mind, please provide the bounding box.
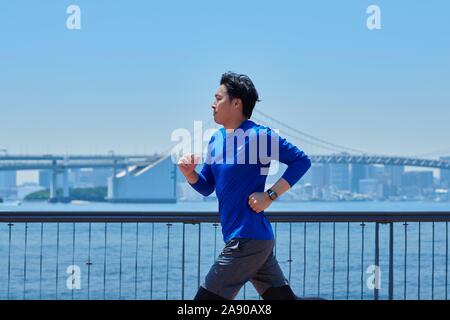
[177,153,200,178]
[248,192,273,213]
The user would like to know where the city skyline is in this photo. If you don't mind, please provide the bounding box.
[1,161,447,201]
[4,152,448,185]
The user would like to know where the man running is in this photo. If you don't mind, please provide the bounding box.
[178,72,311,300]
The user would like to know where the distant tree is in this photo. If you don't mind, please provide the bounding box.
[25,187,107,202]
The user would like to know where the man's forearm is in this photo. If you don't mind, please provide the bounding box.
[268,177,291,198]
[248,177,291,213]
[187,170,216,197]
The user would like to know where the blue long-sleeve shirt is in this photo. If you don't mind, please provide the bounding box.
[189,119,311,242]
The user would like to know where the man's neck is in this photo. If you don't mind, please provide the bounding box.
[223,117,248,131]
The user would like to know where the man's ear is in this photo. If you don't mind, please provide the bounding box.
[233,97,243,110]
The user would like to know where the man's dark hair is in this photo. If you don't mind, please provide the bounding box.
[220,72,260,119]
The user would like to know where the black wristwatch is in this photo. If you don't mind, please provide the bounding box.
[266,189,278,201]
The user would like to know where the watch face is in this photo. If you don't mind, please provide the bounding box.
[268,190,277,200]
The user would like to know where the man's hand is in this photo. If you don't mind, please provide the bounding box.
[177,153,200,182]
[248,192,272,213]
[178,153,200,175]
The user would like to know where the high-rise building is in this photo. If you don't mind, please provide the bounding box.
[70,169,94,187]
[386,165,404,187]
[0,171,16,189]
[384,165,404,197]
[39,170,63,189]
[39,170,50,188]
[351,164,368,193]
[300,163,328,189]
[329,163,350,191]
[0,171,17,200]
[39,168,113,189]
[312,164,327,189]
[70,168,113,187]
[368,165,388,183]
[298,163,333,189]
[402,171,434,190]
[440,156,450,188]
[92,169,113,187]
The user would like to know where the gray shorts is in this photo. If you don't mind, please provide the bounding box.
[202,238,289,300]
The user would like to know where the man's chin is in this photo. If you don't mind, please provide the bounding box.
[213,116,222,125]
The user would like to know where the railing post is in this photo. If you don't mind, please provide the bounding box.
[7,222,13,300]
[181,223,185,300]
[374,222,380,300]
[39,223,44,299]
[24,223,29,300]
[134,222,139,300]
[432,222,435,300]
[332,222,336,300]
[346,222,350,300]
[318,222,321,297]
[103,223,108,300]
[197,223,201,290]
[446,222,448,301]
[166,223,172,300]
[87,223,92,300]
[418,222,421,300]
[388,222,394,300]
[119,223,123,299]
[360,222,365,300]
[289,223,292,284]
[150,223,154,300]
[303,222,307,298]
[403,222,408,300]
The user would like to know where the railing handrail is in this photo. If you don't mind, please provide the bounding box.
[1,211,450,223]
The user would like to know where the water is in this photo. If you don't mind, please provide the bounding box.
[1,200,450,212]
[0,201,449,300]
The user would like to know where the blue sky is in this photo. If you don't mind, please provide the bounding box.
[1,0,449,161]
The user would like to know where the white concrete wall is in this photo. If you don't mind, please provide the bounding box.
[109,156,177,202]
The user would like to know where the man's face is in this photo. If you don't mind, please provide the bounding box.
[211,85,234,125]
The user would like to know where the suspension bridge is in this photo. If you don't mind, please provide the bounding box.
[1,111,449,201]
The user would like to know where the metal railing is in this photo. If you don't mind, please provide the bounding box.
[0,211,449,300]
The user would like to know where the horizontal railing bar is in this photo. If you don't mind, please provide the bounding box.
[1,211,450,223]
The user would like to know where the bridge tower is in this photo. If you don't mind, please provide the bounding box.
[49,160,58,203]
